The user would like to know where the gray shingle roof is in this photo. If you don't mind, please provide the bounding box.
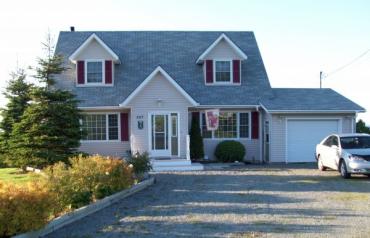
[54,31,272,107]
[54,31,364,112]
[261,88,365,112]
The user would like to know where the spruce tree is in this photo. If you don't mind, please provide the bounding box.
[9,34,82,169]
[189,115,204,160]
[0,69,32,165]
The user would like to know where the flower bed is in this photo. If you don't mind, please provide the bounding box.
[0,154,152,237]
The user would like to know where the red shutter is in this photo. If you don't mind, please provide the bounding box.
[105,60,112,84]
[233,60,240,83]
[251,111,259,139]
[205,60,213,83]
[120,113,129,141]
[77,61,84,84]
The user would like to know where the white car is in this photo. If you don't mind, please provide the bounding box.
[315,133,370,178]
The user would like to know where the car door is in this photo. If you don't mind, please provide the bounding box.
[325,136,340,170]
[320,136,333,168]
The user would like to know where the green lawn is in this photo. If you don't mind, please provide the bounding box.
[0,168,41,184]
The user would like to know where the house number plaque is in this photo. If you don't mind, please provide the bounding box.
[136,115,144,130]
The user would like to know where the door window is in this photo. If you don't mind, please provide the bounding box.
[323,136,333,147]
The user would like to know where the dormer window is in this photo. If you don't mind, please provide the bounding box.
[69,33,120,87]
[86,60,104,84]
[215,60,232,83]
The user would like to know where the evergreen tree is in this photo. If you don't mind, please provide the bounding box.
[356,119,370,134]
[189,115,204,160]
[9,34,82,169]
[0,69,32,165]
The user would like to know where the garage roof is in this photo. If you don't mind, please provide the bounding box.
[261,88,365,113]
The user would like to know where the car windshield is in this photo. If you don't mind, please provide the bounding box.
[340,136,370,149]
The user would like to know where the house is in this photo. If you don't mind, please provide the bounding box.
[54,30,365,170]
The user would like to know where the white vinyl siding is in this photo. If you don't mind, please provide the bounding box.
[126,73,193,158]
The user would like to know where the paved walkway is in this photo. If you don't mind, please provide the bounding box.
[46,164,370,238]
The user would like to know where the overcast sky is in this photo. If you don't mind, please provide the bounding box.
[1,0,369,122]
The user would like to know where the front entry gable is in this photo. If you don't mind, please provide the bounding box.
[120,67,198,107]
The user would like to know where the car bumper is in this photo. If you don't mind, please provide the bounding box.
[348,161,370,174]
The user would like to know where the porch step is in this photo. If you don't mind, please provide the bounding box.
[151,159,192,167]
[152,163,204,172]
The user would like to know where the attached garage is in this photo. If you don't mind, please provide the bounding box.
[286,119,341,163]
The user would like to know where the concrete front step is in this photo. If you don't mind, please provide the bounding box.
[151,159,192,167]
[152,163,204,172]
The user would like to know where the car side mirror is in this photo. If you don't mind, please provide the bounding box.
[331,145,338,149]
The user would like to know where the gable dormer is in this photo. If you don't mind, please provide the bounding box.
[69,34,120,86]
[197,34,247,85]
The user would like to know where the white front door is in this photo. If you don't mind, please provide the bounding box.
[149,112,179,157]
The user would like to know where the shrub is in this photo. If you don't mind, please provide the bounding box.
[0,181,57,237]
[127,152,152,178]
[46,155,134,209]
[214,140,246,162]
[190,114,204,160]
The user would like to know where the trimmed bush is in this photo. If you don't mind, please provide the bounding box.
[46,155,134,209]
[0,181,57,237]
[127,152,152,179]
[214,140,246,162]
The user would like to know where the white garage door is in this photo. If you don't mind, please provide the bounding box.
[287,119,340,163]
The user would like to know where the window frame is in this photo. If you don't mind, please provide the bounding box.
[85,59,105,85]
[199,111,251,140]
[80,112,121,142]
[213,60,233,84]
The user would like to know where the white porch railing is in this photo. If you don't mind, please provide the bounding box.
[186,134,190,160]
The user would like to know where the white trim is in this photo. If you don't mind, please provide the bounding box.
[196,33,248,64]
[119,66,199,107]
[285,117,342,163]
[199,111,251,140]
[69,33,120,63]
[80,112,121,143]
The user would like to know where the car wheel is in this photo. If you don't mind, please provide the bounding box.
[339,160,351,179]
[317,156,326,171]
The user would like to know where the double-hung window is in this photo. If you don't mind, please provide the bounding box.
[81,114,119,141]
[200,112,250,139]
[215,60,232,83]
[86,60,104,84]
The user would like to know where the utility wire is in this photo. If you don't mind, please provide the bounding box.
[323,48,370,79]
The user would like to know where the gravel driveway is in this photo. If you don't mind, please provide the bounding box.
[45,163,370,238]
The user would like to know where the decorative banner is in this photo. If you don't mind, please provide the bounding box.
[205,109,220,131]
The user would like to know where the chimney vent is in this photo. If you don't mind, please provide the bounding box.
[70,26,75,32]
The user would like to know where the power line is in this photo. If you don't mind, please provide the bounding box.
[324,48,370,79]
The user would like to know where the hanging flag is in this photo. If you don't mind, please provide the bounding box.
[205,109,220,131]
